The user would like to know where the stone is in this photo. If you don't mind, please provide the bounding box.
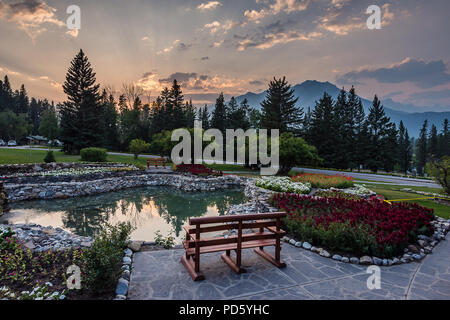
[350,257,359,264]
[341,257,349,263]
[382,259,388,266]
[311,247,321,253]
[319,250,331,258]
[412,254,422,260]
[417,240,428,247]
[372,257,383,266]
[22,241,36,250]
[402,254,412,261]
[332,254,342,261]
[407,245,420,254]
[302,242,312,250]
[387,259,394,266]
[294,241,302,248]
[115,295,127,300]
[128,241,143,252]
[360,256,373,265]
[392,258,399,265]
[122,270,130,281]
[124,248,133,257]
[289,239,296,245]
[123,257,132,265]
[115,279,129,296]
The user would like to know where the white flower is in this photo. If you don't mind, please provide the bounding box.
[255,177,311,194]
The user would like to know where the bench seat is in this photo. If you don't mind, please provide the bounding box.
[181,212,287,281]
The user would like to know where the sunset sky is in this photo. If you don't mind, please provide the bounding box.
[1,0,450,111]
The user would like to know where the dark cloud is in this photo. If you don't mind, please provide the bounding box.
[177,42,192,51]
[337,58,450,88]
[159,72,198,83]
[200,56,209,60]
[249,80,264,86]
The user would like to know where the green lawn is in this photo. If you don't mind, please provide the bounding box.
[0,148,150,167]
[362,183,450,219]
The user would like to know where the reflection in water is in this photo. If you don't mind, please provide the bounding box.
[0,187,246,243]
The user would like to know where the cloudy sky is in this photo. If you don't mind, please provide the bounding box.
[1,0,450,111]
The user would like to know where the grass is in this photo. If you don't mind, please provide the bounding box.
[0,148,150,167]
[362,183,450,219]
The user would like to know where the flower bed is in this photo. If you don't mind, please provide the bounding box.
[270,193,435,258]
[0,223,133,300]
[255,177,311,194]
[0,166,138,180]
[175,164,223,176]
[292,173,354,189]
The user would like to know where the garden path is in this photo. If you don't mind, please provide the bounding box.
[128,238,450,300]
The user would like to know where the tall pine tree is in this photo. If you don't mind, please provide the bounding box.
[260,77,303,133]
[60,49,103,154]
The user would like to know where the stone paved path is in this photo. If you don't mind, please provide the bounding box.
[128,238,450,300]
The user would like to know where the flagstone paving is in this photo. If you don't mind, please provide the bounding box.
[128,238,450,300]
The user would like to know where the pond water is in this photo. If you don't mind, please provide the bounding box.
[0,187,246,243]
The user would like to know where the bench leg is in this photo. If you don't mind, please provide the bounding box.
[254,248,286,268]
[221,253,247,274]
[181,255,205,281]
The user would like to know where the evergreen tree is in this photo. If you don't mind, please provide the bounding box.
[16,84,29,114]
[428,124,438,160]
[308,93,337,167]
[169,80,186,129]
[60,49,103,154]
[398,121,412,174]
[416,120,428,175]
[228,97,250,130]
[260,77,303,133]
[183,99,196,127]
[211,93,228,133]
[199,105,210,129]
[438,119,449,157]
[101,90,119,151]
[332,88,350,169]
[28,98,42,135]
[365,95,395,172]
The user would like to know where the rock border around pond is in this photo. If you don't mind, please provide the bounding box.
[4,174,246,202]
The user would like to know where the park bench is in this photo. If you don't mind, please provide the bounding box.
[147,158,166,168]
[182,212,287,281]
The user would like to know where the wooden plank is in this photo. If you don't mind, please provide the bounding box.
[221,253,247,274]
[184,221,277,234]
[189,212,287,225]
[185,239,278,256]
[185,231,278,249]
[254,248,286,268]
[181,255,205,281]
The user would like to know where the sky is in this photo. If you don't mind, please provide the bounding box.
[0,0,450,111]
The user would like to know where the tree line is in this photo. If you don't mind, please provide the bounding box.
[0,75,58,142]
[2,49,448,176]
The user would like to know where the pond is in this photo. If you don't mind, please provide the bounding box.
[0,186,246,243]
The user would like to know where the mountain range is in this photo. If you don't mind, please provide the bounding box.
[234,80,450,138]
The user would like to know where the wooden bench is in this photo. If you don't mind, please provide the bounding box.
[147,158,166,168]
[182,212,287,281]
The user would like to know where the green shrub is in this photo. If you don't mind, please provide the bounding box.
[426,156,450,195]
[129,139,150,160]
[44,150,56,163]
[80,147,107,162]
[154,230,175,249]
[82,222,134,293]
